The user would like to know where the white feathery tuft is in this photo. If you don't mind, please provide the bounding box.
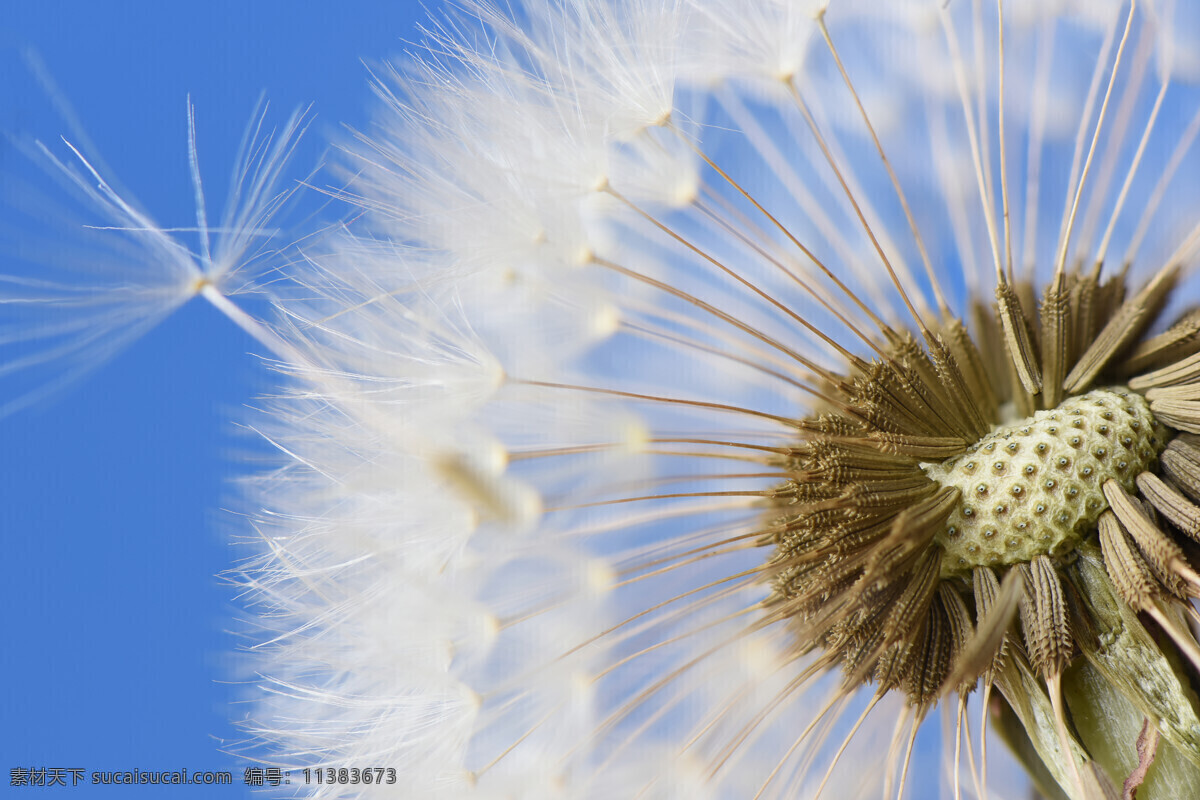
[0,100,309,416]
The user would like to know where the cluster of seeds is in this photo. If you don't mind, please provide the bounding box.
[763,260,1200,796]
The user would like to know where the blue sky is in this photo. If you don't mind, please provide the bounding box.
[1,3,423,795]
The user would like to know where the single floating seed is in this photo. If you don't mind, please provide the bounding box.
[925,388,1166,577]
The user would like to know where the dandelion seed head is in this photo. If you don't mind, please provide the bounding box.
[17,0,1200,797]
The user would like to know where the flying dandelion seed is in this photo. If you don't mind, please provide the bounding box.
[9,1,1200,799]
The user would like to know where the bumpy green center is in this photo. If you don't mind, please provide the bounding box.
[924,388,1167,578]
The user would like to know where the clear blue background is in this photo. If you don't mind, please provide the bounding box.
[0,3,422,795]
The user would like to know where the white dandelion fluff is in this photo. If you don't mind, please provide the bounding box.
[0,97,309,416]
[11,1,1200,799]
